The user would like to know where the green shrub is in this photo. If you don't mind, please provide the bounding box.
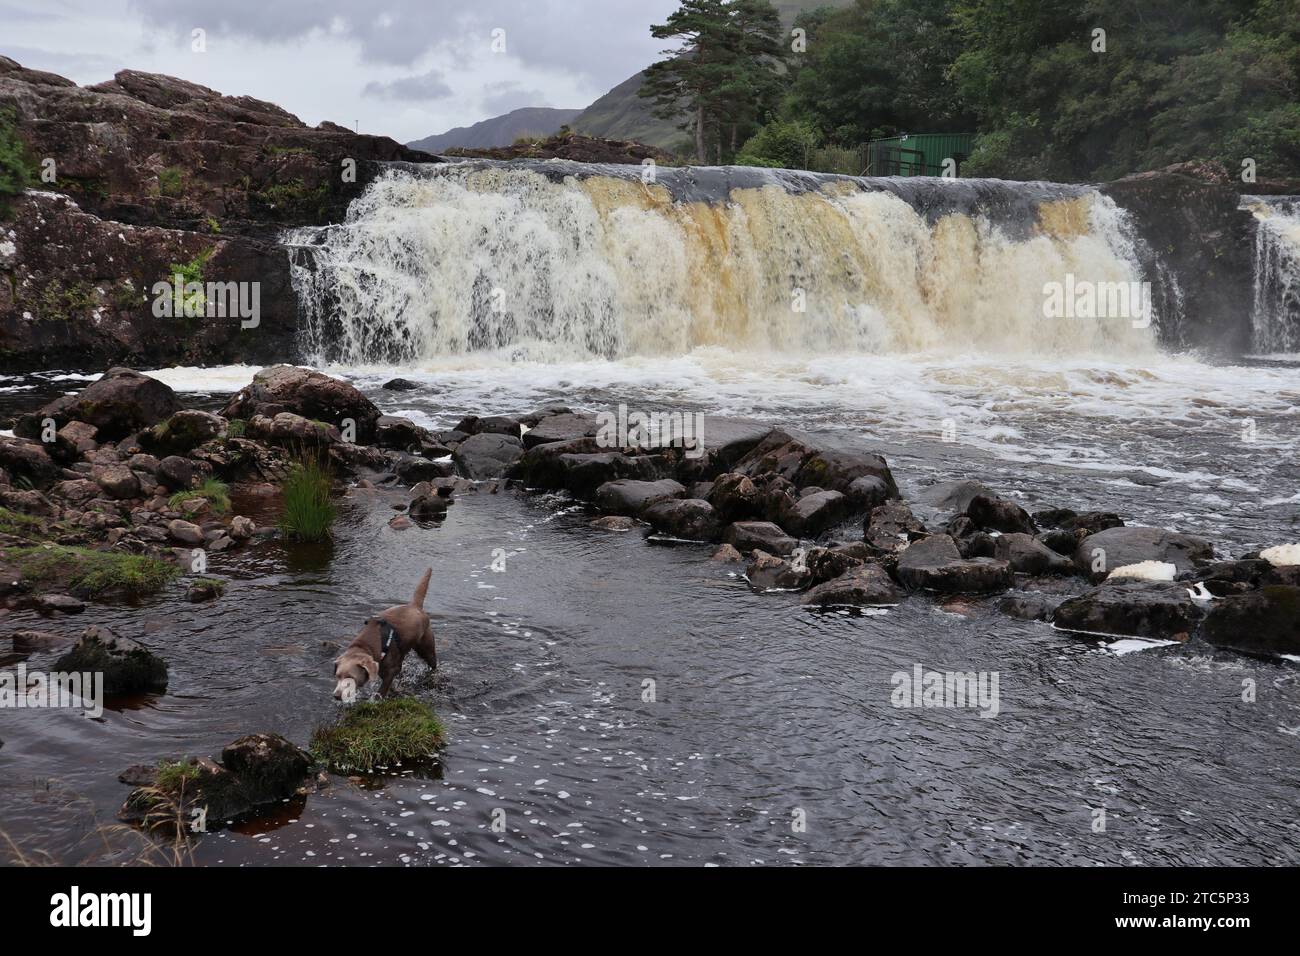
[279,455,335,542]
[0,107,34,217]
[0,505,44,538]
[164,247,214,316]
[310,698,446,772]
[169,478,230,515]
[9,545,179,597]
[157,165,185,198]
[735,120,823,171]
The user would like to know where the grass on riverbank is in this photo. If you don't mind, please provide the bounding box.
[279,455,335,542]
[310,698,446,773]
[0,506,45,538]
[8,545,180,597]
[168,478,230,515]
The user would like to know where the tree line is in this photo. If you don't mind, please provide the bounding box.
[640,0,1300,181]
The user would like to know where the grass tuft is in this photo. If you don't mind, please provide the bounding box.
[0,506,45,538]
[310,698,445,773]
[9,545,180,597]
[168,478,230,515]
[279,454,335,542]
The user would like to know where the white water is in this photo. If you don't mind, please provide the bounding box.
[285,163,1157,365]
[1246,196,1300,353]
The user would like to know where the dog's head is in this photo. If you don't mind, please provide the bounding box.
[333,624,381,700]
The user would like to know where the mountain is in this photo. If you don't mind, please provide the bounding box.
[407,106,583,152]
[571,0,855,155]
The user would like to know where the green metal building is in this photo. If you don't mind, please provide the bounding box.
[865,133,977,177]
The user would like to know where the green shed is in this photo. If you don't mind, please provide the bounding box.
[866,133,976,177]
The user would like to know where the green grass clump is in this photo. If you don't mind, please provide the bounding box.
[0,506,44,537]
[0,107,35,219]
[154,759,204,791]
[310,698,446,773]
[157,165,185,198]
[9,545,180,597]
[168,478,230,515]
[225,418,247,439]
[278,456,335,542]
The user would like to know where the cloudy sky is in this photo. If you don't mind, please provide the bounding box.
[1,0,680,142]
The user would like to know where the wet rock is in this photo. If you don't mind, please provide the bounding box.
[15,368,180,441]
[387,515,413,530]
[391,452,454,483]
[36,593,85,614]
[776,488,851,538]
[723,521,797,557]
[12,629,73,651]
[745,549,812,591]
[220,733,312,794]
[1075,526,1215,582]
[916,479,996,515]
[52,478,101,503]
[642,498,722,542]
[590,515,637,532]
[957,530,997,559]
[994,533,1077,575]
[221,365,380,443]
[734,429,899,498]
[186,580,223,602]
[844,475,891,509]
[167,519,204,545]
[966,493,1037,535]
[1199,585,1300,656]
[477,415,524,437]
[998,591,1065,621]
[127,453,161,475]
[522,413,599,448]
[452,432,525,480]
[711,543,743,562]
[594,478,685,515]
[94,464,141,500]
[407,493,449,521]
[864,500,925,553]
[1052,580,1204,641]
[229,515,255,540]
[705,472,763,523]
[509,436,601,488]
[53,625,167,694]
[803,543,869,583]
[671,417,773,481]
[896,534,1014,594]
[144,410,227,455]
[375,415,430,451]
[801,563,900,606]
[555,453,660,499]
[382,378,419,391]
[1037,529,1078,555]
[1065,511,1124,535]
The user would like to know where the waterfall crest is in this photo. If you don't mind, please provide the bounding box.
[286,160,1159,365]
[1245,196,1300,353]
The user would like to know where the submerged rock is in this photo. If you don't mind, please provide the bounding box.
[801,563,900,607]
[746,549,812,592]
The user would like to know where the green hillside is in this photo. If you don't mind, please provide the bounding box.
[571,0,853,155]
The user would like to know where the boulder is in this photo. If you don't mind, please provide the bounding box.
[221,365,380,443]
[509,436,600,488]
[54,421,99,461]
[711,543,743,562]
[998,591,1065,621]
[156,455,195,491]
[734,429,898,498]
[375,415,430,451]
[1199,586,1300,656]
[775,489,851,538]
[15,368,180,441]
[915,479,995,515]
[0,437,63,488]
[246,412,340,447]
[723,521,797,557]
[1052,580,1205,641]
[522,413,599,448]
[594,478,685,516]
[896,534,1014,593]
[452,432,526,479]
[705,472,763,523]
[966,493,1037,535]
[93,465,141,500]
[803,543,870,583]
[746,549,813,592]
[642,498,722,541]
[220,733,312,797]
[1074,526,1214,582]
[167,519,204,545]
[994,533,1077,575]
[864,500,925,553]
[590,515,637,531]
[381,378,419,391]
[801,563,900,607]
[144,410,227,455]
[553,453,660,499]
[52,625,167,694]
[391,452,455,483]
[671,417,774,481]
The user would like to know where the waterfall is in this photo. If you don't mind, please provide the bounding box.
[285,160,1161,365]
[1244,196,1300,354]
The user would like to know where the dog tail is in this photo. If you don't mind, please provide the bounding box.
[410,567,433,609]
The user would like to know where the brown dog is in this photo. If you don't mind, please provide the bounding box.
[333,568,437,701]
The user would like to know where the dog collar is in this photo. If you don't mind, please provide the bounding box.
[378,621,399,658]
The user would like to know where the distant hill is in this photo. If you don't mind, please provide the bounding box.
[407,106,583,152]
[571,0,854,155]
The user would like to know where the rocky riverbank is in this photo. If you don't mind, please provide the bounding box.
[4,365,1297,659]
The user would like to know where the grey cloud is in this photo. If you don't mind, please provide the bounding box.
[363,69,454,101]
[127,0,679,84]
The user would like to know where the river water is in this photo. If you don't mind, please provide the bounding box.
[2,346,1298,866]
